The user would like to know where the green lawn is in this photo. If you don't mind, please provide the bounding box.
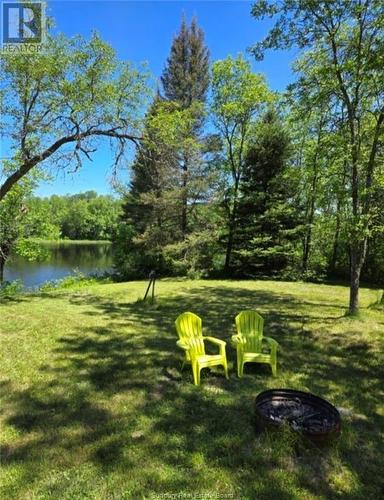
[1,279,383,499]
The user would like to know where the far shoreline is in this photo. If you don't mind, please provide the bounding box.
[27,239,112,245]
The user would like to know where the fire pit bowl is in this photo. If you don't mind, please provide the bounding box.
[255,389,341,445]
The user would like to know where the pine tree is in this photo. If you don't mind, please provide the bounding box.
[117,95,181,273]
[125,95,167,235]
[115,18,212,278]
[233,109,302,276]
[161,16,210,235]
[161,17,209,108]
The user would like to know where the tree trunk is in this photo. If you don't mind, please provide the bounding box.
[302,115,324,273]
[181,157,188,236]
[349,251,361,314]
[302,224,312,273]
[224,216,235,272]
[224,177,240,273]
[349,108,384,312]
[0,255,5,283]
[329,217,340,275]
[349,239,367,314]
[302,181,317,272]
[329,161,347,276]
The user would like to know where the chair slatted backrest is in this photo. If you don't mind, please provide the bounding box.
[235,310,264,352]
[185,337,205,357]
[175,312,205,356]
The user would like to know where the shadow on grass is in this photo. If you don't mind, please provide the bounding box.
[1,284,383,497]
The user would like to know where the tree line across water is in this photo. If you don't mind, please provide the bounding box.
[0,2,383,313]
[25,191,121,241]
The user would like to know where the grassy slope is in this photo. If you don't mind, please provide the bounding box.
[0,280,383,499]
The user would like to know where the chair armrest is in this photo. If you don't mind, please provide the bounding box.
[204,336,226,356]
[231,334,246,345]
[263,336,279,351]
[176,340,189,351]
[203,336,226,347]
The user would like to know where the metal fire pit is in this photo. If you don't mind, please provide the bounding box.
[255,389,341,445]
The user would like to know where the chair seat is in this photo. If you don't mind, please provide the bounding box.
[196,354,225,366]
[243,352,271,363]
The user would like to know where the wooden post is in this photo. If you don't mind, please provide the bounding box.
[151,274,155,303]
[143,270,156,302]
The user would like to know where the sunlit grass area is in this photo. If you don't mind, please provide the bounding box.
[1,279,383,498]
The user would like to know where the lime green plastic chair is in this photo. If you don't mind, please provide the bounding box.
[175,312,229,386]
[232,310,278,377]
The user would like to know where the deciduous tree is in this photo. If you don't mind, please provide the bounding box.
[0,32,148,201]
[211,55,272,271]
[252,0,384,313]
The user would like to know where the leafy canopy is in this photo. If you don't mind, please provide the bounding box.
[0,31,149,200]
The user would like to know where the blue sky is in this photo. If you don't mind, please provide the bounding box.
[32,0,297,197]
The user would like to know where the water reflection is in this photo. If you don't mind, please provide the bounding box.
[4,242,113,288]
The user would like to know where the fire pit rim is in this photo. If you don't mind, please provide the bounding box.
[254,388,341,443]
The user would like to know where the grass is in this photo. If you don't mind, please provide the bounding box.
[0,279,383,499]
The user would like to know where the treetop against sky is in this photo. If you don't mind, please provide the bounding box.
[20,0,296,197]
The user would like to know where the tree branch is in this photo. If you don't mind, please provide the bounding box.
[0,129,142,201]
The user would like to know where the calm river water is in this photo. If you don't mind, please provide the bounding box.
[4,241,113,288]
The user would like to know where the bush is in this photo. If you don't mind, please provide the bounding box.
[0,280,23,298]
[39,271,111,292]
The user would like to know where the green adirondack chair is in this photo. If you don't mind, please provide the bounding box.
[175,312,229,386]
[232,310,278,377]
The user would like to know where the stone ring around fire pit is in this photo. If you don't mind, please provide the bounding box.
[255,389,341,445]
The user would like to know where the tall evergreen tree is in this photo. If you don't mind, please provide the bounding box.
[161,17,209,108]
[161,16,210,235]
[233,109,301,276]
[124,95,170,233]
[114,94,214,278]
[115,96,180,276]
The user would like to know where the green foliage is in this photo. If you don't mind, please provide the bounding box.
[162,223,224,279]
[233,109,302,276]
[211,55,272,125]
[251,0,384,311]
[2,3,383,304]
[211,55,274,270]
[161,16,210,107]
[0,175,34,281]
[0,26,147,286]
[0,30,149,201]
[14,238,50,262]
[115,18,215,279]
[26,191,122,241]
[38,270,111,292]
[0,279,23,298]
